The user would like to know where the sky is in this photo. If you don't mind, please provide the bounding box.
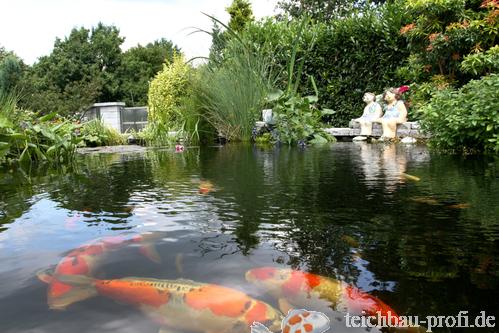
[0,0,279,64]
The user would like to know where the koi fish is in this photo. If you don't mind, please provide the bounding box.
[199,180,215,194]
[251,309,330,333]
[56,274,283,333]
[409,196,441,205]
[447,203,471,209]
[341,235,359,248]
[401,173,421,182]
[245,267,399,326]
[37,232,162,310]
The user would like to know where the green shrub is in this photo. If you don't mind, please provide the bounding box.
[1,93,81,166]
[269,90,335,145]
[243,2,410,126]
[419,74,499,153]
[148,53,193,127]
[461,45,499,76]
[80,119,125,147]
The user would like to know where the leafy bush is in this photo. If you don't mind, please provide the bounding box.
[1,93,81,166]
[243,3,410,126]
[419,74,499,153]
[79,119,125,147]
[461,45,499,76]
[398,0,498,86]
[148,53,193,127]
[269,90,334,144]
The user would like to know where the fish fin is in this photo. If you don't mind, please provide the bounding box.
[48,274,98,310]
[56,274,95,286]
[250,322,272,333]
[175,253,184,276]
[278,298,294,314]
[36,268,54,284]
[139,244,162,264]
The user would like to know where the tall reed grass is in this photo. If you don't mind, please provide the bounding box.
[195,16,277,142]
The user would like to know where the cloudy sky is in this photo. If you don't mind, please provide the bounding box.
[0,0,279,64]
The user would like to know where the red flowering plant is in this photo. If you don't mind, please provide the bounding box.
[399,0,498,88]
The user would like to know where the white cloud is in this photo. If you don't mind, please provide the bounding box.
[0,0,278,64]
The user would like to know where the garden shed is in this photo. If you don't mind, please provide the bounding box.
[84,102,148,133]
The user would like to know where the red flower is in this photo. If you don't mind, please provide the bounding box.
[398,85,410,94]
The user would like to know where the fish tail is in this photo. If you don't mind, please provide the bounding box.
[133,233,162,263]
[139,243,161,263]
[49,274,98,310]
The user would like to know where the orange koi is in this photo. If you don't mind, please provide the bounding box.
[246,267,400,326]
[199,180,215,195]
[56,275,283,333]
[37,232,162,310]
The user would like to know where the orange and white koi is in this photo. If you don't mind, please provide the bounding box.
[56,274,283,333]
[251,309,330,333]
[37,232,162,310]
[246,267,400,326]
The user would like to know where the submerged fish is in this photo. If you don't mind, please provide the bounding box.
[409,196,441,206]
[37,232,162,309]
[199,180,215,195]
[251,309,330,333]
[341,235,360,248]
[401,173,421,182]
[447,203,471,209]
[56,274,283,333]
[245,267,399,325]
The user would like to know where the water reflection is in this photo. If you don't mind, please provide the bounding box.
[0,144,498,332]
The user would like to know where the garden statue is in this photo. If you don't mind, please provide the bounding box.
[375,88,408,139]
[353,92,382,139]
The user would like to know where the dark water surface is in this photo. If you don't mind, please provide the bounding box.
[0,143,498,333]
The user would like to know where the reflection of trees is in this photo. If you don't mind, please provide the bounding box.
[1,144,498,319]
[0,171,38,232]
[201,143,498,318]
[49,154,154,214]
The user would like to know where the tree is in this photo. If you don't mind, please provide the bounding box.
[119,39,180,106]
[208,21,227,64]
[0,53,24,95]
[227,0,254,33]
[277,0,387,20]
[90,23,125,102]
[19,23,124,116]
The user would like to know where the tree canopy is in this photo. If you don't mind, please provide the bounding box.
[17,23,179,116]
[277,0,387,20]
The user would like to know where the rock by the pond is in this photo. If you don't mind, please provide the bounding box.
[77,145,147,154]
[401,137,417,144]
[352,136,368,141]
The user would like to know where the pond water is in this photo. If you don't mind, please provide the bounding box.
[0,143,498,333]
